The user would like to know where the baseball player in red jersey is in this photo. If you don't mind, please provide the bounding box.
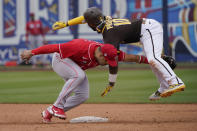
[21,38,143,123]
[26,13,47,66]
[52,7,185,101]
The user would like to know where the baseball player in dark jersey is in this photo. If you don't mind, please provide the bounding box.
[52,7,185,100]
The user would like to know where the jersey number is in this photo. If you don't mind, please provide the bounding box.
[112,19,131,26]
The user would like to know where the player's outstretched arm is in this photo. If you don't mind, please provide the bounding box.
[124,54,148,64]
[52,16,86,30]
[20,44,60,63]
[123,53,176,70]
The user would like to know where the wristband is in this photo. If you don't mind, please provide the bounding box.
[109,74,117,83]
[138,55,141,63]
[31,50,35,56]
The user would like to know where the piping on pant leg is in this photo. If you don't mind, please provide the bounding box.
[144,29,180,85]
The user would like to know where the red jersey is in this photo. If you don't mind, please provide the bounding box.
[26,20,44,35]
[59,39,101,70]
[31,39,125,70]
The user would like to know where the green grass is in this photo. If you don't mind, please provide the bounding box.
[0,67,197,103]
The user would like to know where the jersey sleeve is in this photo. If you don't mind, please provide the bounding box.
[31,39,82,58]
[31,44,59,55]
[67,16,86,26]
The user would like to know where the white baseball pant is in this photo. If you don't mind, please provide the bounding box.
[140,19,183,93]
[52,53,89,112]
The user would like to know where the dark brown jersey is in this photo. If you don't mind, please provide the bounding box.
[102,16,143,49]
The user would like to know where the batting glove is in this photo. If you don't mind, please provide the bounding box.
[101,85,114,97]
[52,21,67,31]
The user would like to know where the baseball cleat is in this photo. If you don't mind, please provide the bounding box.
[48,105,66,120]
[149,91,161,101]
[41,106,53,123]
[160,83,185,97]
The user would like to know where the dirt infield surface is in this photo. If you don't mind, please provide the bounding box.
[0,104,197,131]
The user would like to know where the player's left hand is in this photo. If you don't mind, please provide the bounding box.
[52,21,67,31]
[20,50,33,64]
[101,85,114,97]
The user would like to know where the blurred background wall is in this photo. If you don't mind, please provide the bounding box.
[0,0,197,65]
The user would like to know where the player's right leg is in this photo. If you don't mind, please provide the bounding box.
[141,19,185,98]
[48,53,86,120]
[43,75,89,122]
[63,75,89,112]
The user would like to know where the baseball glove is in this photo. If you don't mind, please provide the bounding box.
[162,55,176,70]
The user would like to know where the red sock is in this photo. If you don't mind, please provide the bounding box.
[139,56,148,64]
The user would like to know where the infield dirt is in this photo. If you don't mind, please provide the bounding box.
[0,104,197,131]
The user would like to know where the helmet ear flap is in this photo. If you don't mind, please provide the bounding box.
[96,20,105,33]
